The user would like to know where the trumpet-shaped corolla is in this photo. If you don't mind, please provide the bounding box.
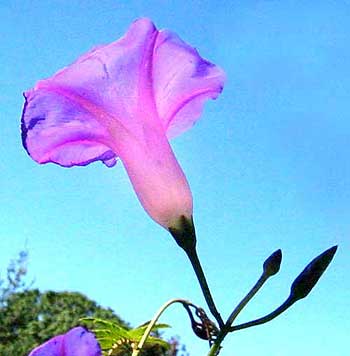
[21,18,225,231]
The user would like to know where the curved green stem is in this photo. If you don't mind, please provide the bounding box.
[132,298,192,356]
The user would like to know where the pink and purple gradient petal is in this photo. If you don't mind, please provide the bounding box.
[21,89,117,167]
[28,327,101,356]
[21,18,225,229]
[153,29,224,138]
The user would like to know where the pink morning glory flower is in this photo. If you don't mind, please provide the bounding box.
[28,327,101,356]
[21,18,225,231]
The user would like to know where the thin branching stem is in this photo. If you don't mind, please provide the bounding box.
[230,297,293,332]
[207,271,271,356]
[184,246,224,328]
[226,273,269,327]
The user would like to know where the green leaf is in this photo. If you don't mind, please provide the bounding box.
[81,317,171,355]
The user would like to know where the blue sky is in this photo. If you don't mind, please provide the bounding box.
[1,1,349,355]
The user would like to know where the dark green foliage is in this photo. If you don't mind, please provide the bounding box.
[0,289,125,355]
[0,250,30,305]
[0,251,186,356]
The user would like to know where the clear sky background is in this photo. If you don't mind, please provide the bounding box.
[1,1,349,355]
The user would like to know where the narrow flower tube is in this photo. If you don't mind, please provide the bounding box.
[21,18,225,231]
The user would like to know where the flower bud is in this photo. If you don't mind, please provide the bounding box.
[289,245,337,302]
[263,249,282,277]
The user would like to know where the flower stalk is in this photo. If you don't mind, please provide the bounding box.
[183,246,224,329]
[206,246,337,355]
[206,267,273,355]
[169,217,224,328]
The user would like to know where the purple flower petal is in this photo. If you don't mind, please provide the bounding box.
[28,327,101,356]
[21,19,158,168]
[21,18,225,228]
[21,89,117,168]
[153,29,225,138]
[21,18,224,168]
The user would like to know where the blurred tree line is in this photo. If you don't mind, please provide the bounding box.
[0,251,187,356]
